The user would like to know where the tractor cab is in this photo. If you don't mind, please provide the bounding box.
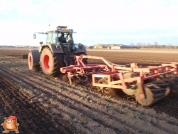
[31,25,87,73]
[33,26,85,55]
[46,26,75,45]
[33,26,75,45]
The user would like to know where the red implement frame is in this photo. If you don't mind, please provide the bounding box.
[60,55,178,98]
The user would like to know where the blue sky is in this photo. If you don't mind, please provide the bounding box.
[0,0,178,46]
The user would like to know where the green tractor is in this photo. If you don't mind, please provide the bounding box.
[28,26,87,76]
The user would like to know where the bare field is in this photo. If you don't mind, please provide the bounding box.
[1,48,178,64]
[0,49,178,134]
[87,49,178,54]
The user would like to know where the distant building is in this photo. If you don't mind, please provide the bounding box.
[111,45,140,49]
[92,44,140,49]
[93,45,103,49]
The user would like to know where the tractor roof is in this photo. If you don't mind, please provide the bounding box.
[48,29,73,33]
[33,26,76,34]
[47,25,75,33]
[57,26,67,29]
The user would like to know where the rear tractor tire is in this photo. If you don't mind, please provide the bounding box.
[28,50,40,71]
[40,47,65,77]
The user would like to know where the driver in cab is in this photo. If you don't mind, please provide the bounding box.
[58,33,66,43]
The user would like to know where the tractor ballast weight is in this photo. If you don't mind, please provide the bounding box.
[28,25,87,76]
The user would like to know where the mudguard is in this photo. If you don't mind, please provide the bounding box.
[29,49,40,65]
[39,44,64,53]
[74,43,87,53]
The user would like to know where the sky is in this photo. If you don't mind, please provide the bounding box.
[0,0,178,46]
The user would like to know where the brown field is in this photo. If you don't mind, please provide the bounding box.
[0,48,178,134]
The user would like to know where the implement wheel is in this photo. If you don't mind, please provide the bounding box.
[135,87,154,106]
[135,82,170,106]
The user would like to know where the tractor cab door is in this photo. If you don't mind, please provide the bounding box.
[39,31,64,54]
[46,32,52,44]
[46,31,59,44]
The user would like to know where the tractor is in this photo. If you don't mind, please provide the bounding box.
[28,26,87,76]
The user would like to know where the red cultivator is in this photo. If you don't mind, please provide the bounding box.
[29,25,178,106]
[60,55,178,106]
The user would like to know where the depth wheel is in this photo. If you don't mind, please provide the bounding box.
[135,87,154,106]
[135,82,171,106]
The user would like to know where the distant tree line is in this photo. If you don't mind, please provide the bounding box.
[130,42,178,49]
[86,42,178,49]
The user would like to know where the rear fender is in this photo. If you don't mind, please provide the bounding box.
[39,44,64,54]
[74,43,87,53]
[29,50,40,65]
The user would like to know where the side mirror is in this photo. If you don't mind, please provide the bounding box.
[33,34,36,39]
[39,42,43,44]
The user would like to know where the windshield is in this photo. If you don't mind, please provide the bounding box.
[37,31,75,44]
[58,32,74,43]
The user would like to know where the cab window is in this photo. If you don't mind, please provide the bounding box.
[46,32,52,43]
[52,32,58,43]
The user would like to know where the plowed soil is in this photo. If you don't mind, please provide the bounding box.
[0,48,178,134]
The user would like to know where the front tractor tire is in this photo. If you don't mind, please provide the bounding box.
[40,47,65,77]
[28,51,40,71]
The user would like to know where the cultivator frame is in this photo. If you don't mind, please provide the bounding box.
[60,55,178,106]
